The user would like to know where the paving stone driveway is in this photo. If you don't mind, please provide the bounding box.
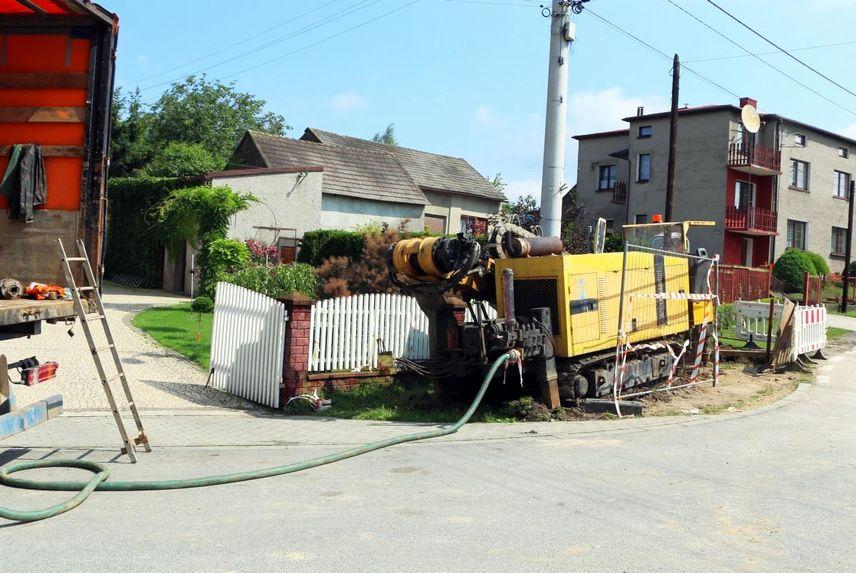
[4,283,257,412]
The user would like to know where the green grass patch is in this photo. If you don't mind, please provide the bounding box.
[827,326,852,340]
[830,309,856,319]
[296,379,515,423]
[132,303,212,369]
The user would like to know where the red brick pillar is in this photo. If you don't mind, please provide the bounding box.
[280,293,315,405]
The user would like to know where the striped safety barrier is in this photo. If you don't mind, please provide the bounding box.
[792,304,827,359]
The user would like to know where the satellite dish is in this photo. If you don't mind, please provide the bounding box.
[741,104,761,134]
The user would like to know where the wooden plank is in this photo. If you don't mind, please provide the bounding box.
[0,395,64,440]
[0,144,82,157]
[0,106,86,123]
[0,72,88,89]
[14,0,48,16]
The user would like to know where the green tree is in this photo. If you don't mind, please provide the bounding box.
[372,123,397,146]
[148,75,288,162]
[486,173,506,194]
[144,142,224,178]
[561,185,588,253]
[110,88,153,177]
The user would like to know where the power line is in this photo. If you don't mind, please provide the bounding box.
[137,0,382,92]
[443,0,536,7]
[684,40,856,64]
[218,0,422,82]
[127,0,343,86]
[584,7,740,99]
[665,0,856,117]
[706,0,856,100]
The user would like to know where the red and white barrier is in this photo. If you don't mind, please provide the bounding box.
[792,304,827,359]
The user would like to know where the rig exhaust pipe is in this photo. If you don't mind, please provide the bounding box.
[504,236,564,258]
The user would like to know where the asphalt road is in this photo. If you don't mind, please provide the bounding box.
[2,348,855,572]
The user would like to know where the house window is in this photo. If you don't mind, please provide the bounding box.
[832,226,848,256]
[635,214,648,224]
[794,133,806,147]
[598,164,617,190]
[637,153,651,183]
[790,159,810,190]
[835,170,851,198]
[786,219,807,250]
[605,219,615,233]
[460,215,487,236]
[735,180,754,209]
[638,125,652,138]
[425,214,446,234]
[839,146,849,158]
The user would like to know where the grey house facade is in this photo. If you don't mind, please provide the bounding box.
[227,128,505,236]
[573,98,856,272]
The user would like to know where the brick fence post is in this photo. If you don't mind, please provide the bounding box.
[279,293,315,406]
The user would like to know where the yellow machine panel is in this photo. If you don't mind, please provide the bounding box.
[494,252,693,359]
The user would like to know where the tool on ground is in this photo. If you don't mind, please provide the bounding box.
[58,238,150,462]
[0,350,518,523]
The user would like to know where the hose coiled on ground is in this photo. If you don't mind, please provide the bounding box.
[0,350,518,523]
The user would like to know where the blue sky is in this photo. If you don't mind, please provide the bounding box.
[112,0,856,202]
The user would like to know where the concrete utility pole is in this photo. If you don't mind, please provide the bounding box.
[840,180,854,313]
[665,54,680,222]
[540,0,587,238]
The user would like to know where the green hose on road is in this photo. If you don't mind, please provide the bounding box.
[0,351,517,523]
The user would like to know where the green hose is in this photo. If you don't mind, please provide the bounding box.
[0,351,516,523]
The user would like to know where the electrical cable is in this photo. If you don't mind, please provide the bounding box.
[127,0,344,86]
[706,0,856,100]
[0,350,518,523]
[684,40,856,64]
[665,0,856,117]
[137,0,383,92]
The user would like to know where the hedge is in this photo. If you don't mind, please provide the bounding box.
[297,230,364,266]
[297,228,442,267]
[104,176,201,287]
[805,251,830,276]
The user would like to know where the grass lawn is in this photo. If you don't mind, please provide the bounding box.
[132,303,213,370]
[830,309,856,319]
[295,379,516,423]
[828,326,852,340]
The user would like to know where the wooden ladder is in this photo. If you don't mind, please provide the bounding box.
[58,238,150,462]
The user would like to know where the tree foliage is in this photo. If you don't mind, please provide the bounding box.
[486,173,506,194]
[143,141,224,178]
[561,185,588,253]
[372,123,398,146]
[315,229,403,297]
[110,76,289,177]
[773,248,818,292]
[223,263,317,299]
[155,185,257,295]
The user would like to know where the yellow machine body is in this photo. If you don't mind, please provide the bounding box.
[495,251,707,359]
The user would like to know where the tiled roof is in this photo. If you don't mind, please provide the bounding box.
[302,128,506,201]
[244,131,426,205]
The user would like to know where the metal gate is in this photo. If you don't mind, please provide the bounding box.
[210,282,287,408]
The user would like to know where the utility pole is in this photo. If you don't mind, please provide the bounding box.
[665,54,680,222]
[539,0,587,238]
[840,179,854,313]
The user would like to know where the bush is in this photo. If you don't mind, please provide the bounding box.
[245,239,278,265]
[604,233,624,253]
[772,248,817,292]
[143,141,224,178]
[224,263,317,299]
[717,303,735,332]
[205,238,249,275]
[297,230,364,267]
[503,396,553,422]
[805,251,829,276]
[849,260,856,275]
[190,295,214,314]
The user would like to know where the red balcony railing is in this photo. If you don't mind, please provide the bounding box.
[728,142,781,173]
[725,205,777,234]
[611,181,627,205]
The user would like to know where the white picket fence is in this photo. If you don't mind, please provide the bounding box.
[307,293,497,372]
[792,304,827,359]
[210,282,287,408]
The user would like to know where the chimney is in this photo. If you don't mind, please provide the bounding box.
[739,97,757,109]
[636,106,644,117]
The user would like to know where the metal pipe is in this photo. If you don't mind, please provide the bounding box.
[502,268,515,325]
[506,236,564,258]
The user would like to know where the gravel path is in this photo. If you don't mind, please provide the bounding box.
[4,283,257,412]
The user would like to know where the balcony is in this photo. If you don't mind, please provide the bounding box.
[725,205,778,236]
[728,142,781,175]
[611,181,627,205]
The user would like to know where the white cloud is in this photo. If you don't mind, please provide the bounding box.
[842,122,856,139]
[136,54,150,65]
[504,178,541,204]
[475,105,499,126]
[568,87,667,137]
[330,91,367,113]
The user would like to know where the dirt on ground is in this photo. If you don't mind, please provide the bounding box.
[641,363,804,416]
